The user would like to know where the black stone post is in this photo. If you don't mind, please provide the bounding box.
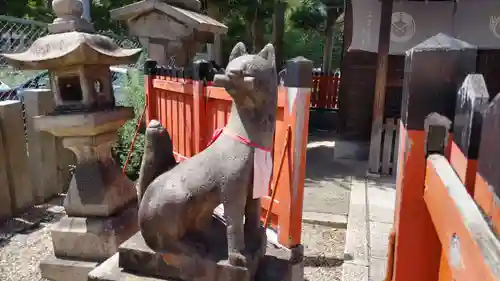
[451,74,490,194]
[192,60,212,153]
[144,59,158,123]
[476,90,500,233]
[144,59,158,76]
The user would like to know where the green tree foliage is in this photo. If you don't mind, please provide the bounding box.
[0,0,135,34]
[0,0,53,22]
[289,0,326,32]
[1,0,345,68]
[215,0,344,69]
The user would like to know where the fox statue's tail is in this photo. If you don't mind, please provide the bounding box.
[136,120,177,202]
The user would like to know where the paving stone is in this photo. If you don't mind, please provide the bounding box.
[40,255,98,281]
[303,185,350,216]
[369,257,388,281]
[367,186,396,223]
[302,211,347,228]
[343,180,369,266]
[368,222,392,259]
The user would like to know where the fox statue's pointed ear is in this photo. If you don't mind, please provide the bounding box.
[229,42,247,62]
[258,43,276,68]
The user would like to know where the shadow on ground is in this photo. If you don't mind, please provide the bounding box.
[303,127,368,219]
[306,129,368,183]
[0,195,65,247]
[304,255,343,267]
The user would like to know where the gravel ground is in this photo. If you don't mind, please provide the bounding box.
[0,197,345,281]
[0,196,65,281]
[302,222,345,281]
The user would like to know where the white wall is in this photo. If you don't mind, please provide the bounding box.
[350,0,500,55]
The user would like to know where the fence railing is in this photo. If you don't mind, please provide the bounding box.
[311,72,340,110]
[144,58,313,248]
[385,34,500,281]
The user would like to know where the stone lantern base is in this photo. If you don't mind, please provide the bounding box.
[36,108,139,281]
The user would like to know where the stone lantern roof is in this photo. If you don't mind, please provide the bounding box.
[110,0,228,36]
[1,0,142,70]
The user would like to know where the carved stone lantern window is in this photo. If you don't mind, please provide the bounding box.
[1,0,141,113]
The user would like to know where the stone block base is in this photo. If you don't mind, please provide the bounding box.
[51,202,138,261]
[40,255,99,281]
[89,236,305,281]
[117,232,181,278]
[117,231,253,281]
[89,254,170,281]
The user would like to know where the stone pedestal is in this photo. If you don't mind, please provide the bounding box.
[37,108,139,281]
[89,206,303,281]
[89,231,305,281]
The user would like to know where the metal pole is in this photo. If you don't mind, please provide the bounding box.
[82,0,91,21]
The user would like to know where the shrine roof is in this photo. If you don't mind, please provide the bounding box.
[110,0,228,35]
[1,32,142,70]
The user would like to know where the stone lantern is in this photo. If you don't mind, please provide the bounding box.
[110,0,228,67]
[1,1,142,280]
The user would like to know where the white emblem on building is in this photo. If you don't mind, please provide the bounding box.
[391,12,416,43]
[490,15,500,38]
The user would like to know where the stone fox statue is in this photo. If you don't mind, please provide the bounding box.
[138,42,278,267]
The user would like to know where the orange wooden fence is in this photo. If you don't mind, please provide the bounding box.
[310,72,340,109]
[385,36,500,281]
[143,58,313,248]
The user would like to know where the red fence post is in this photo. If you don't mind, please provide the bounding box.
[279,56,312,248]
[192,60,210,153]
[144,59,158,124]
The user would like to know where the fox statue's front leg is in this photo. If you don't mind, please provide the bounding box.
[221,165,253,267]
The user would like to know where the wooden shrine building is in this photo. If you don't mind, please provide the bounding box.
[337,0,500,173]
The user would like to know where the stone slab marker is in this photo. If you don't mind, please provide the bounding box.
[475,92,500,235]
[450,74,490,195]
[0,100,32,211]
[24,89,60,203]
[0,126,12,218]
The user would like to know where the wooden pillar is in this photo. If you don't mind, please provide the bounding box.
[391,34,477,281]
[322,7,340,74]
[368,0,393,173]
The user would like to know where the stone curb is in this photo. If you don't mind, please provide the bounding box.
[302,211,347,229]
[342,179,369,281]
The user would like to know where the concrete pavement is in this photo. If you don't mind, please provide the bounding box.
[304,131,368,228]
[342,176,396,281]
[302,129,397,281]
